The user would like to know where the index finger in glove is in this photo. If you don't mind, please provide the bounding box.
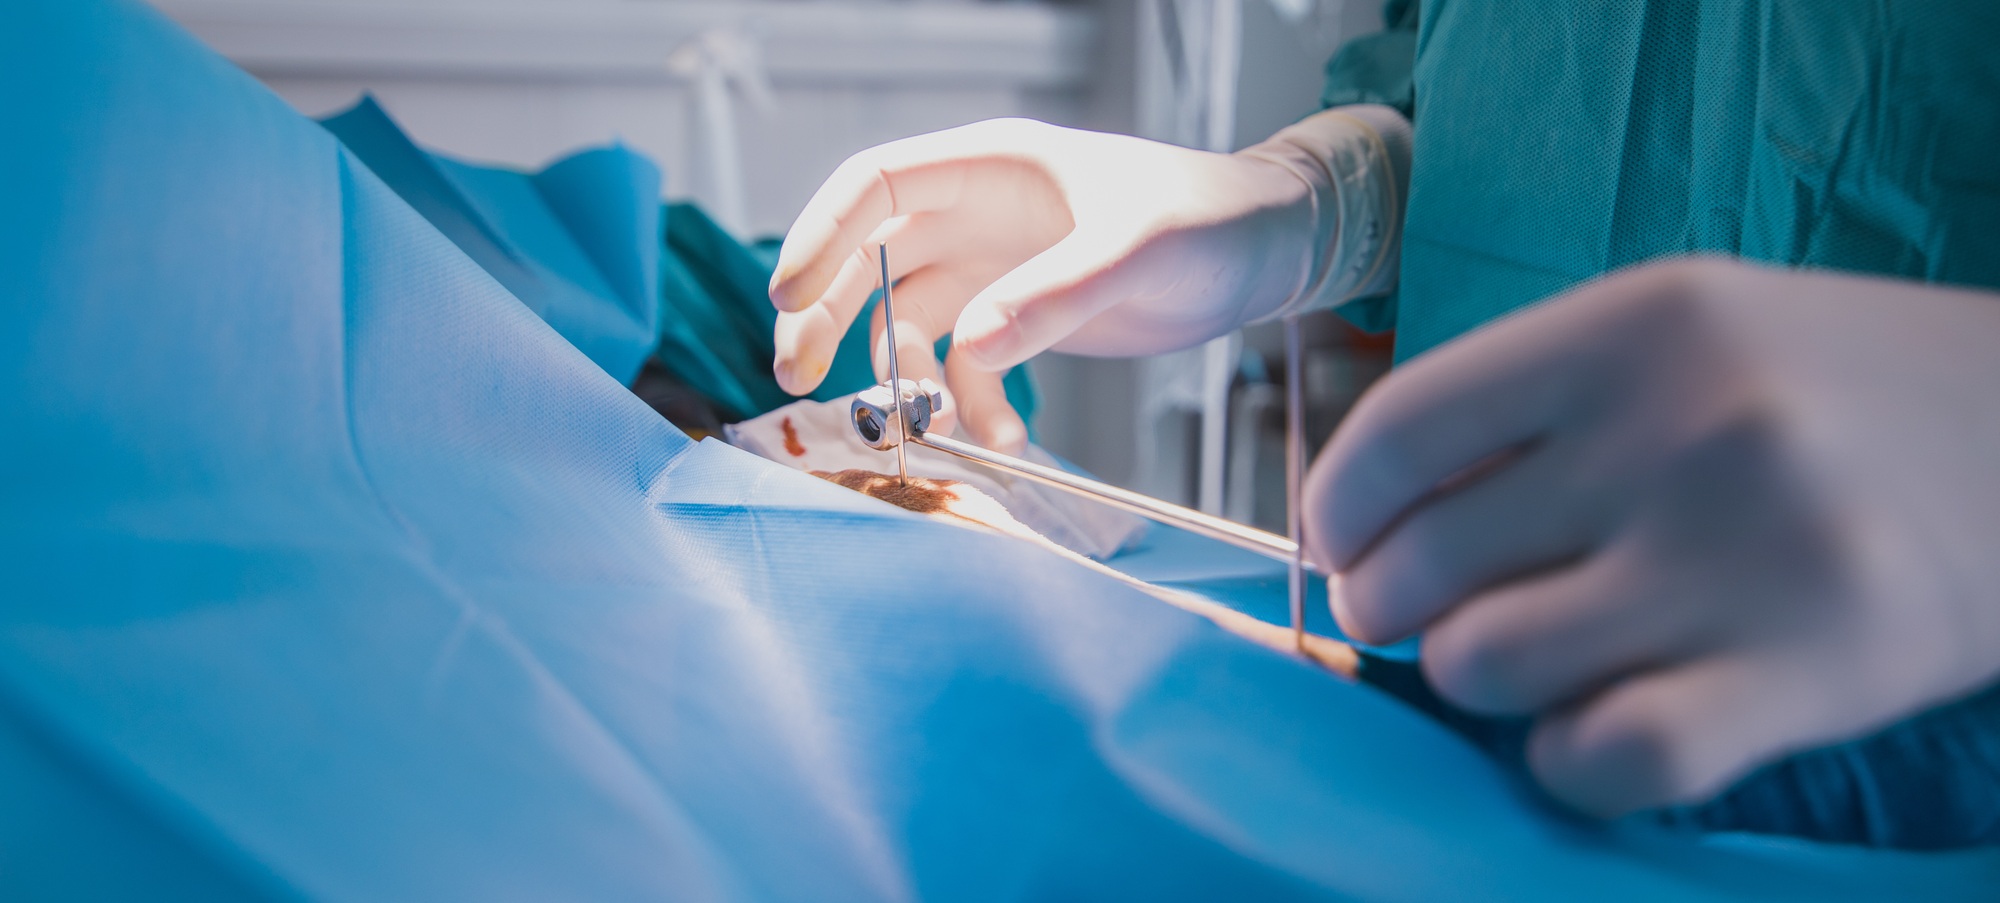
[773,213,959,396]
[949,227,1146,371]
[1528,652,1840,817]
[946,346,1027,455]
[770,120,1049,313]
[1330,437,1608,646]
[1305,263,1701,574]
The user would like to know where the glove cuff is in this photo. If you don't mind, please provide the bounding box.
[1239,104,1412,322]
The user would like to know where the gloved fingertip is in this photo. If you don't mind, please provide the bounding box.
[773,357,827,397]
[981,414,1029,457]
[768,277,812,314]
[768,215,835,311]
[1327,574,1361,638]
[947,384,1024,454]
[1527,708,1686,820]
[771,255,843,314]
[1329,574,1398,646]
[767,249,797,297]
[952,306,1020,371]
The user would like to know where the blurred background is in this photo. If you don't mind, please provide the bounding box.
[149,0,1394,531]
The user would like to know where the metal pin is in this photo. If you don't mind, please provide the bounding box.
[878,243,909,486]
[856,244,1322,646]
[1284,314,1306,654]
[910,431,1318,574]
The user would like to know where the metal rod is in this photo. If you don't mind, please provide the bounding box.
[911,431,1318,574]
[877,243,908,486]
[1283,314,1306,653]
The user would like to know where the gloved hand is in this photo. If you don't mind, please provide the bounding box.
[1304,257,2000,819]
[768,108,1410,453]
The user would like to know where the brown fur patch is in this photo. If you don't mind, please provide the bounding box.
[810,469,961,515]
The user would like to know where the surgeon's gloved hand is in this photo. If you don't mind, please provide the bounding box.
[769,109,1409,454]
[1304,257,2000,821]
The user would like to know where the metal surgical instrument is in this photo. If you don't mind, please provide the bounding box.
[854,244,1318,651]
[879,243,910,486]
[1283,313,1307,652]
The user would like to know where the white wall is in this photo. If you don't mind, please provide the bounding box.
[150,0,1104,238]
[1231,0,1381,149]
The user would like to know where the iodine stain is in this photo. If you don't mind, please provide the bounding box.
[811,469,959,514]
[781,416,807,457]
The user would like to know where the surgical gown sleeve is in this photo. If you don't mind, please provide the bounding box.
[1315,0,1421,335]
[1661,681,2000,849]
[1320,0,1421,118]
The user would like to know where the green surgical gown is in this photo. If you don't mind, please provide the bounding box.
[1325,0,2000,361]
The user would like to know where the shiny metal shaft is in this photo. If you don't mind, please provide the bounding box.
[877,243,908,486]
[911,432,1317,573]
[1283,315,1307,652]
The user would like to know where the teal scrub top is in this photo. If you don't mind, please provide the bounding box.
[1324,0,2000,361]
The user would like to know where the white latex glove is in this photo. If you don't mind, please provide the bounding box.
[768,108,1410,454]
[1304,257,2000,818]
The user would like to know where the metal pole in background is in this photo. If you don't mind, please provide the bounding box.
[1284,314,1306,650]
[878,244,909,486]
[1195,0,1243,516]
[1135,0,1244,514]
